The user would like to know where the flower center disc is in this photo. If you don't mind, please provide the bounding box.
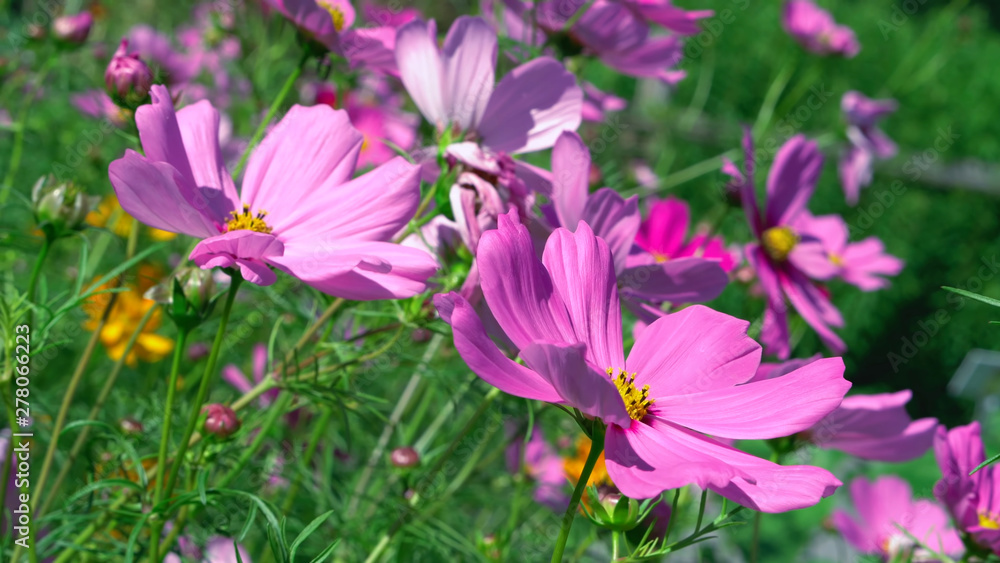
[607,368,654,421]
[979,511,1000,530]
[761,226,799,262]
[226,204,272,234]
[318,0,347,31]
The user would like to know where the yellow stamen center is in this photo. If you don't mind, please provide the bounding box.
[607,367,654,421]
[761,226,799,262]
[652,252,668,264]
[830,253,844,267]
[226,204,272,234]
[979,511,1000,530]
[318,0,347,31]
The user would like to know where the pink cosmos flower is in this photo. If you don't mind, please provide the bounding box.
[309,80,418,168]
[839,91,899,205]
[52,12,93,44]
[108,85,437,298]
[72,90,131,128]
[222,344,278,406]
[617,0,713,35]
[128,26,201,88]
[728,131,845,358]
[502,0,688,84]
[634,197,738,273]
[435,209,849,511]
[751,357,936,462]
[263,0,356,53]
[545,132,729,317]
[791,212,904,291]
[782,0,860,57]
[395,16,581,165]
[934,422,1000,555]
[833,476,963,560]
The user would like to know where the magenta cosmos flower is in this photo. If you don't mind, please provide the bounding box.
[833,476,963,560]
[839,91,899,205]
[108,85,437,298]
[435,209,849,511]
[791,212,903,291]
[782,0,859,57]
[263,0,355,53]
[395,16,581,162]
[546,131,729,317]
[728,132,845,358]
[752,357,935,462]
[934,422,1000,555]
[634,196,738,273]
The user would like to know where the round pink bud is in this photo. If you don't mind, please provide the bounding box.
[104,38,152,103]
[390,446,420,468]
[119,417,144,435]
[52,12,93,44]
[202,403,240,438]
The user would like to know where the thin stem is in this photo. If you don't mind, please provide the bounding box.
[18,293,117,562]
[1,57,56,203]
[163,275,242,500]
[695,489,708,531]
[280,406,333,513]
[551,425,605,563]
[149,327,190,563]
[232,50,310,178]
[26,236,52,307]
[37,305,157,519]
[750,512,762,563]
[217,392,292,489]
[611,531,620,561]
[751,55,795,139]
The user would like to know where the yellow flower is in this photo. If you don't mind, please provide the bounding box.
[86,195,177,241]
[84,264,174,366]
[563,435,612,488]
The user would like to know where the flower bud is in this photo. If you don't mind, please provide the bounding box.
[52,12,93,45]
[145,267,218,329]
[202,404,240,438]
[390,446,420,468]
[582,487,642,532]
[31,175,99,238]
[105,39,152,107]
[119,417,144,435]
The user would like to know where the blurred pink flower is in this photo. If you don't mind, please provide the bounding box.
[506,428,569,510]
[581,82,627,122]
[105,39,153,101]
[839,91,898,204]
[792,212,904,291]
[52,12,93,44]
[263,0,356,53]
[109,85,437,298]
[435,210,849,510]
[833,476,963,560]
[782,0,859,57]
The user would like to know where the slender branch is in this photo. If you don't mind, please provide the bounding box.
[551,424,605,563]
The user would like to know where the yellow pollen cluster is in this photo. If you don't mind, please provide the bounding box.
[318,0,347,31]
[979,511,1000,530]
[607,367,654,421]
[830,253,844,267]
[652,252,669,264]
[226,204,272,234]
[761,226,799,262]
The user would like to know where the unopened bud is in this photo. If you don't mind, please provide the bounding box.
[146,267,218,328]
[119,417,144,435]
[105,39,152,107]
[390,446,420,468]
[202,403,240,438]
[31,175,99,238]
[52,12,93,45]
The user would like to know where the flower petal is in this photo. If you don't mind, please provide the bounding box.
[550,131,590,228]
[108,151,220,237]
[542,222,625,370]
[635,197,689,258]
[765,135,823,226]
[580,188,640,275]
[655,357,849,439]
[434,292,563,402]
[241,105,363,228]
[620,257,728,304]
[626,305,761,398]
[175,100,241,220]
[442,16,497,131]
[395,19,447,128]
[519,342,630,427]
[478,209,576,351]
[478,57,582,154]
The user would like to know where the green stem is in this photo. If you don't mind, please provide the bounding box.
[163,275,242,500]
[551,425,605,563]
[1,57,56,204]
[750,512,761,563]
[611,531,620,561]
[37,306,157,519]
[26,236,52,307]
[751,55,795,140]
[280,406,333,513]
[232,50,310,178]
[149,327,190,563]
[217,391,292,489]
